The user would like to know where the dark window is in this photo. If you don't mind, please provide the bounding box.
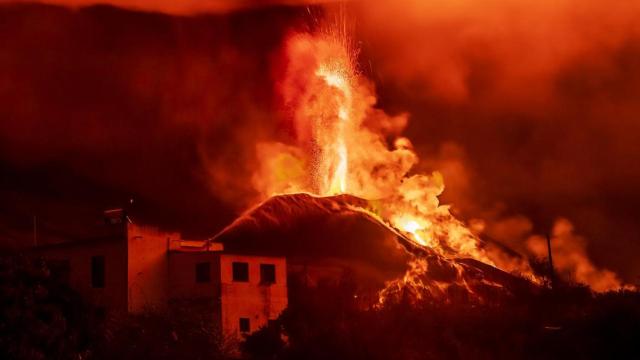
[49,260,70,283]
[260,264,276,284]
[195,262,211,283]
[239,317,250,333]
[91,256,105,288]
[232,262,249,282]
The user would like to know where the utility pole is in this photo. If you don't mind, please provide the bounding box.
[546,233,554,289]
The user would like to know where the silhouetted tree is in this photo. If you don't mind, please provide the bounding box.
[244,272,640,360]
[0,255,94,360]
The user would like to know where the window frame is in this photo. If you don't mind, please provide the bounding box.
[232,262,249,282]
[259,263,276,285]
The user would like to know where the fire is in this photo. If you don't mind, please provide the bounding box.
[255,28,543,302]
[392,216,429,247]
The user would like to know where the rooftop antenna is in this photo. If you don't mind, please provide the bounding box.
[546,233,555,289]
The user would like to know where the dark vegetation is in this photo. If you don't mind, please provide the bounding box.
[91,305,229,360]
[0,256,229,360]
[1,256,639,360]
[244,275,640,360]
[0,255,95,360]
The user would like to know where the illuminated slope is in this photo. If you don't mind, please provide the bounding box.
[212,193,537,304]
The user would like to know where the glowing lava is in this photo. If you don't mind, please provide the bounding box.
[393,217,428,247]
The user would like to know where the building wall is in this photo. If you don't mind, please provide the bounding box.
[168,252,221,300]
[168,251,222,327]
[219,254,287,337]
[33,237,129,313]
[126,224,175,313]
[31,223,290,340]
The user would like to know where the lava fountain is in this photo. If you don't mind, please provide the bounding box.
[315,64,352,194]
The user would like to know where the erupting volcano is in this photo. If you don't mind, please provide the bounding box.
[4,3,640,358]
[213,26,556,304]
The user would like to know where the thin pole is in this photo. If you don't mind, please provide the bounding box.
[546,234,554,289]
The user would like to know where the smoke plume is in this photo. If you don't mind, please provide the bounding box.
[527,218,627,292]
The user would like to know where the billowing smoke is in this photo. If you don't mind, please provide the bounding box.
[350,0,640,285]
[527,218,626,292]
[354,0,640,103]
